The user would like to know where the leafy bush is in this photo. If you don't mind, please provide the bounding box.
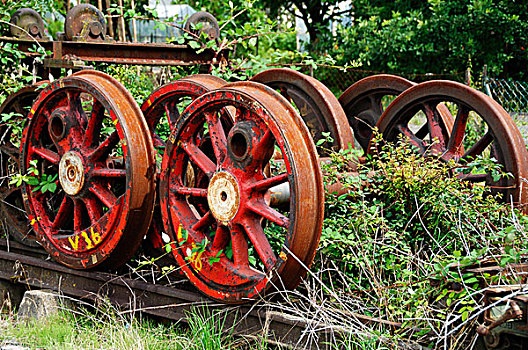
[314,134,528,347]
[329,0,528,79]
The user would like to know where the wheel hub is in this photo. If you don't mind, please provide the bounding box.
[207,171,240,224]
[59,151,85,196]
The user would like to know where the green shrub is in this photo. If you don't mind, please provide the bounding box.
[314,134,528,346]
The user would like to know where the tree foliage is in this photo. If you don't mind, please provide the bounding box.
[262,0,351,47]
[332,0,528,79]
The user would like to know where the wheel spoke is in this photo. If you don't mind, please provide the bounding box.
[181,141,216,175]
[165,99,180,131]
[247,129,274,167]
[445,105,470,156]
[424,102,446,151]
[241,218,277,271]
[67,91,87,130]
[11,100,24,116]
[192,211,214,232]
[462,132,493,161]
[456,173,488,183]
[246,200,290,228]
[205,111,227,164]
[230,224,249,267]
[31,147,60,164]
[368,94,384,116]
[396,125,426,153]
[211,223,229,251]
[92,168,126,178]
[172,186,207,197]
[250,172,288,192]
[73,199,83,232]
[82,195,103,224]
[89,182,118,208]
[52,196,72,230]
[89,131,119,161]
[83,100,105,147]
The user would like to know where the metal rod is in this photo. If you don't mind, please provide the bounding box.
[105,0,114,39]
[131,0,137,42]
[118,0,126,42]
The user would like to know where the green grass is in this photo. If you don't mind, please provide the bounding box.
[0,302,247,350]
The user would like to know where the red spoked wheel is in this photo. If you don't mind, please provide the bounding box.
[21,70,156,269]
[141,74,227,150]
[0,83,47,247]
[141,74,227,254]
[373,80,528,207]
[251,68,354,154]
[339,74,454,152]
[160,81,324,303]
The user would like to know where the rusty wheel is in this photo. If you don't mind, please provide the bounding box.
[10,8,46,40]
[160,81,324,303]
[21,71,156,269]
[251,68,354,154]
[141,74,226,254]
[184,11,220,41]
[0,83,47,247]
[65,4,107,41]
[373,80,528,207]
[339,74,454,152]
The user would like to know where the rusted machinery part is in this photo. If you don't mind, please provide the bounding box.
[9,8,46,40]
[140,74,227,256]
[65,4,107,41]
[251,68,355,155]
[141,74,227,145]
[372,80,528,209]
[184,11,220,41]
[21,71,156,269]
[0,83,49,247]
[159,81,324,303]
[339,74,455,153]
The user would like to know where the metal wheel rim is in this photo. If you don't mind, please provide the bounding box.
[0,83,48,247]
[339,74,416,151]
[159,81,324,303]
[251,68,355,154]
[184,11,220,41]
[141,74,227,255]
[21,72,155,269]
[65,4,107,41]
[374,80,528,207]
[10,8,45,39]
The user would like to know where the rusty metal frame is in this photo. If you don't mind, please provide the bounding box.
[0,37,228,67]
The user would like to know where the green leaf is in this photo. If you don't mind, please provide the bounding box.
[48,183,57,193]
[188,41,201,49]
[461,310,469,322]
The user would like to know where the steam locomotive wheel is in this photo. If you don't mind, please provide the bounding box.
[0,83,47,247]
[184,11,220,41]
[251,68,355,154]
[160,82,324,303]
[21,71,156,269]
[10,8,46,40]
[141,74,227,255]
[339,74,454,152]
[373,80,528,208]
[65,4,107,41]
